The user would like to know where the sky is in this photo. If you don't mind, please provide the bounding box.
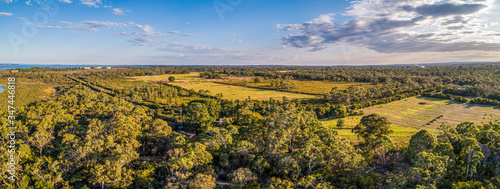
[0,0,500,65]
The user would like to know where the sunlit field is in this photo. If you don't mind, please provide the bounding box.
[322,117,421,144]
[131,73,317,100]
[322,96,500,144]
[218,77,368,95]
[363,96,500,129]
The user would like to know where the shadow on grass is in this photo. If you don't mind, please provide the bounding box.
[420,97,457,105]
[416,96,500,110]
[415,96,447,102]
[464,103,500,110]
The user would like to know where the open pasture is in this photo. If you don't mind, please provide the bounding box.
[322,96,500,143]
[362,96,500,130]
[130,73,316,100]
[174,82,315,100]
[322,117,420,144]
[219,78,367,95]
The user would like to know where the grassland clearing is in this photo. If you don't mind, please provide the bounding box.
[322,96,500,144]
[218,78,367,95]
[322,117,420,144]
[130,73,316,100]
[362,96,500,130]
[172,82,315,100]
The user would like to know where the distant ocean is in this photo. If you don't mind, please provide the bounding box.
[0,64,119,71]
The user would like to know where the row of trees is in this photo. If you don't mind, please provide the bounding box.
[423,92,500,106]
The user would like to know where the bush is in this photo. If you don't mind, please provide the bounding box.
[337,119,346,128]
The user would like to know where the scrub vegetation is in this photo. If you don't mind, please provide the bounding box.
[1,64,499,188]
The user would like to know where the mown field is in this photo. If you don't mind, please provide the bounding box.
[130,73,316,100]
[218,77,367,95]
[322,117,420,144]
[322,96,500,143]
[363,96,500,129]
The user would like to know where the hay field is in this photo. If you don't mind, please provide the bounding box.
[362,96,500,130]
[322,96,500,143]
[130,73,316,100]
[219,78,367,95]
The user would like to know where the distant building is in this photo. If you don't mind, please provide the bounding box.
[10,70,19,73]
[83,67,91,70]
[105,67,112,69]
[92,67,102,69]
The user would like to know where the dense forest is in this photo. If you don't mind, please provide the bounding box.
[0,64,499,188]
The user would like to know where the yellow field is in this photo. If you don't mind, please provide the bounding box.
[322,117,420,144]
[362,96,500,130]
[322,96,500,143]
[218,77,367,95]
[130,73,317,100]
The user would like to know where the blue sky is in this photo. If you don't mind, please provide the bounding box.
[1,0,500,65]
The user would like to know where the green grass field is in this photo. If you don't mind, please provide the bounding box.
[322,96,500,144]
[322,117,420,144]
[219,78,367,95]
[362,96,500,130]
[130,73,317,100]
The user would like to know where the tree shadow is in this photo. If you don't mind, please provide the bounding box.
[416,96,457,105]
[464,103,500,110]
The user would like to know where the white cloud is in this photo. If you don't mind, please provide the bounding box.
[24,0,72,6]
[0,12,13,16]
[157,42,238,54]
[279,0,500,53]
[58,21,73,25]
[118,24,194,46]
[80,0,101,7]
[33,19,284,64]
[146,49,298,65]
[1,0,13,4]
[112,8,130,15]
[60,21,127,32]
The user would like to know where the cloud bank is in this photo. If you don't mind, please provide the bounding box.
[42,20,232,55]
[279,0,500,53]
[112,8,129,15]
[0,12,13,16]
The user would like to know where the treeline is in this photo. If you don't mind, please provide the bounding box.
[222,64,500,101]
[443,84,500,101]
[423,92,500,106]
[15,63,499,101]
[0,71,72,84]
